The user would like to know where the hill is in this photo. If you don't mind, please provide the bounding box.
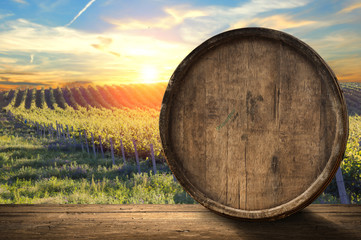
[0,82,360,115]
[340,82,361,116]
[0,83,167,111]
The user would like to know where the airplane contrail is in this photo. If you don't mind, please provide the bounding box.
[65,0,96,27]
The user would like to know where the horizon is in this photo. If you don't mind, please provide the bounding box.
[0,0,360,90]
[0,81,168,92]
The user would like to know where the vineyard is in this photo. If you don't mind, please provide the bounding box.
[0,82,360,159]
[0,82,360,204]
[0,83,167,110]
[0,83,167,160]
[341,82,361,116]
[1,81,360,112]
[0,113,194,204]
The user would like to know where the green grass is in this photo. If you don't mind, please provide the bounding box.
[1,111,360,205]
[0,113,196,204]
[313,193,341,204]
[318,115,361,204]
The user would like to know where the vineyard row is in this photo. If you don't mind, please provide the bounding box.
[341,84,361,116]
[7,110,166,169]
[1,83,167,111]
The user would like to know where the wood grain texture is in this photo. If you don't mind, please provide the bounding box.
[0,205,360,240]
[159,28,348,220]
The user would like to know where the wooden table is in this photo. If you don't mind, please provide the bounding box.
[0,204,360,239]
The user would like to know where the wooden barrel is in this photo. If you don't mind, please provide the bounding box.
[159,28,348,220]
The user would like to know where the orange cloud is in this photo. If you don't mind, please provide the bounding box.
[328,56,361,82]
[0,71,37,75]
[60,81,93,88]
[232,15,316,30]
[0,57,17,64]
[105,5,207,30]
[91,36,112,50]
[338,2,361,14]
[0,78,50,91]
[0,19,188,86]
[164,7,207,24]
[91,36,120,57]
[1,0,359,90]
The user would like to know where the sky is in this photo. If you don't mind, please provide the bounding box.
[0,0,360,90]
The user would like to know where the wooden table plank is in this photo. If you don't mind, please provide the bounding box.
[0,204,360,240]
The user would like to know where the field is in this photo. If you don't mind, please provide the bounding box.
[0,110,195,204]
[0,82,360,204]
[0,83,167,159]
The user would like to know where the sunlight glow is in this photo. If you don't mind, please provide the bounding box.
[141,65,159,83]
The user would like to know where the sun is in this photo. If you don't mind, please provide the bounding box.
[140,65,158,83]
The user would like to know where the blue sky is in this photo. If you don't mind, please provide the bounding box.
[0,0,360,89]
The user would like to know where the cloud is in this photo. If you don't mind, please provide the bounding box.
[65,0,96,27]
[0,18,190,84]
[0,13,14,20]
[37,0,68,12]
[304,31,361,82]
[92,36,112,48]
[231,15,316,30]
[307,31,361,59]
[0,71,37,75]
[107,0,309,31]
[2,18,176,55]
[339,2,361,14]
[91,36,120,57]
[177,0,309,43]
[106,0,310,44]
[11,0,28,4]
[60,80,93,88]
[1,0,359,86]
[207,0,309,17]
[0,57,17,64]
[328,56,361,82]
[0,80,48,86]
[0,19,98,53]
[106,5,207,30]
[165,7,207,24]
[108,51,120,57]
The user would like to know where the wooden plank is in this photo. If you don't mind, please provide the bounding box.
[133,139,141,174]
[99,135,105,159]
[150,143,157,174]
[336,167,350,204]
[84,130,89,155]
[61,124,66,142]
[0,204,360,213]
[120,139,126,164]
[66,125,70,139]
[244,38,281,210]
[56,122,60,139]
[91,132,96,158]
[204,45,228,204]
[225,40,248,210]
[110,138,115,165]
[43,123,46,138]
[79,131,84,152]
[0,205,359,240]
[176,47,207,198]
